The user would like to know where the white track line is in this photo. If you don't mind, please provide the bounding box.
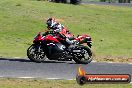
[91,60,97,62]
[14,57,21,58]
[0,76,4,78]
[107,62,132,64]
[45,78,75,80]
[45,78,62,80]
[18,77,36,79]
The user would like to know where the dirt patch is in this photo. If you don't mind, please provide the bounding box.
[56,18,65,22]
[94,55,132,63]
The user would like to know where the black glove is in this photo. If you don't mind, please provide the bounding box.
[42,30,54,36]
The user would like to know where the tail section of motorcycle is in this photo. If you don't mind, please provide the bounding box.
[76,34,92,48]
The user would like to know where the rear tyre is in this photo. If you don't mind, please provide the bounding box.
[27,44,47,63]
[73,46,92,64]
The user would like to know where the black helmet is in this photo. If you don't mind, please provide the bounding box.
[46,18,56,28]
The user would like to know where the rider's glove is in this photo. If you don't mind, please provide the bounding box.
[72,40,79,45]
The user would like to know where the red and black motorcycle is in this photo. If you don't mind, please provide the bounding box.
[27,31,92,64]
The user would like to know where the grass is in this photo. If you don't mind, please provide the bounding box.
[0,78,131,88]
[0,0,132,62]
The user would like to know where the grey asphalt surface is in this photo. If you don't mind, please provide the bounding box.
[0,58,132,81]
[82,2,132,7]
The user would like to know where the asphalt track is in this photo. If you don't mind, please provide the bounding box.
[82,2,132,7]
[0,58,132,81]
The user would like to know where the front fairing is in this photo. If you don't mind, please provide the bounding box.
[33,33,44,43]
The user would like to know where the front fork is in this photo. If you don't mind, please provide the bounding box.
[87,42,92,48]
[34,43,42,53]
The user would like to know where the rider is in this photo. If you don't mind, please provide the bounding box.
[45,18,78,46]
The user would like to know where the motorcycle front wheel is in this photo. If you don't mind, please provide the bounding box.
[73,46,92,64]
[27,44,47,63]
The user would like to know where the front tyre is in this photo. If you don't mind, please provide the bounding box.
[73,46,92,64]
[27,44,47,63]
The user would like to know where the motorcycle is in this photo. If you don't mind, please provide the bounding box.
[27,31,92,64]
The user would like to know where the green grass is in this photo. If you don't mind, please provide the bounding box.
[0,0,132,62]
[0,78,132,88]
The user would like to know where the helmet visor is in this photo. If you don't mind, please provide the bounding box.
[47,20,52,27]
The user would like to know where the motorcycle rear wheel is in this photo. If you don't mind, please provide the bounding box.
[73,46,92,64]
[27,44,47,63]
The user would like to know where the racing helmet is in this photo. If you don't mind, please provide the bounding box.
[46,18,57,29]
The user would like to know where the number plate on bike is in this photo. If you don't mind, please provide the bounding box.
[73,50,81,52]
